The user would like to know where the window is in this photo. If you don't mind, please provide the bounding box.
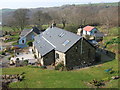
[55,53,59,59]
[58,32,65,37]
[22,40,24,43]
[62,40,70,46]
[75,46,78,52]
[94,31,97,33]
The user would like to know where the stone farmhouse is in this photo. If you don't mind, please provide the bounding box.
[33,27,96,68]
[19,27,41,44]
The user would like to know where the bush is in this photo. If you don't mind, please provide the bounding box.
[106,37,120,45]
[23,60,28,65]
[11,54,15,57]
[40,66,47,69]
[102,77,111,81]
[8,57,11,60]
[28,65,39,68]
[55,62,64,70]
[1,52,6,55]
[12,42,18,45]
[34,55,37,59]
[27,65,46,69]
[64,24,79,33]
[27,41,33,46]
[16,58,19,61]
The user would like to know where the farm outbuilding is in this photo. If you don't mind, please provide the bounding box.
[33,27,96,68]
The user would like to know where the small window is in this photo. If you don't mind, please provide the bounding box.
[58,32,65,37]
[22,40,24,43]
[94,31,97,33]
[75,46,78,52]
[63,40,70,46]
[55,53,59,59]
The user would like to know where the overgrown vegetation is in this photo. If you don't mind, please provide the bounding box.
[106,37,120,45]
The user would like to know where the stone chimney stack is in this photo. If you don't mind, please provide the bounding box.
[50,21,56,28]
[77,25,83,36]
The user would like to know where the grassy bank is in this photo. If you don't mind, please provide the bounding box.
[2,59,118,88]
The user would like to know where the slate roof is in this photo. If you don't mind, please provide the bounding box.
[83,26,95,32]
[20,27,41,38]
[20,29,32,37]
[34,27,82,56]
[34,35,54,56]
[32,27,41,34]
[94,31,104,37]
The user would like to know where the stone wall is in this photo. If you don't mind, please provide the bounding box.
[65,38,95,68]
[55,51,66,65]
[33,45,55,66]
[43,50,55,66]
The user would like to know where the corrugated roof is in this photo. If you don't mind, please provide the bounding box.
[83,26,95,32]
[34,27,82,56]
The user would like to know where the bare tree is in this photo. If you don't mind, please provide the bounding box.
[13,9,29,31]
[32,11,52,29]
[6,17,20,31]
[61,18,66,29]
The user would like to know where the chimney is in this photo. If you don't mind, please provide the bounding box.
[77,25,83,36]
[50,21,56,28]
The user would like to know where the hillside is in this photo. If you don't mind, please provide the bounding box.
[0,2,119,25]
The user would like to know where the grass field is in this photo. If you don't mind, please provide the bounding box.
[2,59,118,88]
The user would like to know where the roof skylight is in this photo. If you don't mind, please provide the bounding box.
[58,32,65,37]
[63,40,70,46]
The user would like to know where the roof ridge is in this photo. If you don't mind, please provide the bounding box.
[41,36,56,48]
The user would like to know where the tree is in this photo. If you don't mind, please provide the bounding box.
[27,41,33,46]
[32,11,52,29]
[6,17,20,31]
[13,9,29,31]
[61,18,66,29]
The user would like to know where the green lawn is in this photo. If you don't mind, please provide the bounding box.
[4,34,19,42]
[2,59,118,88]
[2,26,14,31]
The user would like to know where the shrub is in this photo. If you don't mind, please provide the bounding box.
[40,66,47,69]
[11,54,15,57]
[8,57,11,60]
[102,77,111,81]
[27,65,46,69]
[23,60,28,65]
[1,52,6,55]
[64,24,79,33]
[34,55,37,59]
[12,42,18,45]
[55,62,64,70]
[16,58,19,61]
[27,41,33,46]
